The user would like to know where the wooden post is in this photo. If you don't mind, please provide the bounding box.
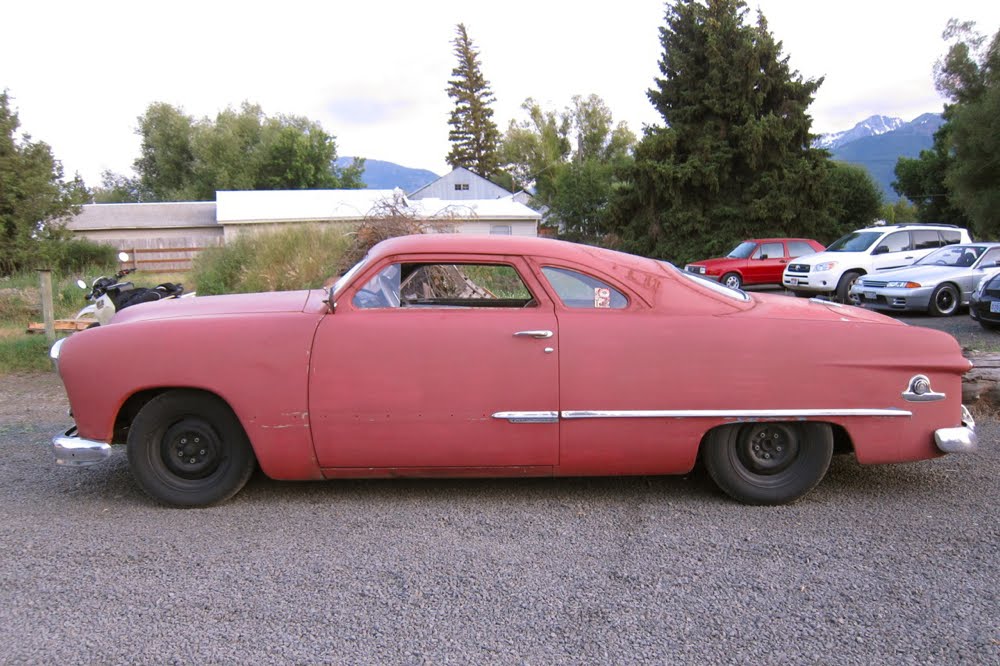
[38,269,55,342]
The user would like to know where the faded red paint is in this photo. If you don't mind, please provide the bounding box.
[55,234,971,482]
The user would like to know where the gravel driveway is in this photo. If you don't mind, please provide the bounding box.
[0,366,997,665]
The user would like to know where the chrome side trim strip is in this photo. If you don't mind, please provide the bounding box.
[561,408,912,419]
[492,411,559,424]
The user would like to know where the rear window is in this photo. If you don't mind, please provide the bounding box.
[787,241,817,257]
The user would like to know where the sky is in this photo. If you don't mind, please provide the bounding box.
[3,0,999,188]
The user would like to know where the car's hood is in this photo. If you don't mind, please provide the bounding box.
[111,290,315,324]
[788,250,856,266]
[863,264,969,284]
[690,256,744,268]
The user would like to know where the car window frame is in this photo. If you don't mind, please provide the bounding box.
[528,258,646,312]
[339,253,553,313]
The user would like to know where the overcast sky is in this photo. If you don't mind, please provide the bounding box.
[3,0,998,188]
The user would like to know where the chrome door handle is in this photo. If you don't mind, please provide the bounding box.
[513,330,553,339]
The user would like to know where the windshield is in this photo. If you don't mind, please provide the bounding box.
[826,231,883,252]
[666,263,750,301]
[914,245,984,267]
[726,241,757,259]
[331,255,368,298]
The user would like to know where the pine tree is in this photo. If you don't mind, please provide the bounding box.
[445,24,501,178]
[607,0,847,263]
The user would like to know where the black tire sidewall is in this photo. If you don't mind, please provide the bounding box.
[722,272,742,290]
[127,391,256,507]
[703,422,834,505]
[836,271,861,304]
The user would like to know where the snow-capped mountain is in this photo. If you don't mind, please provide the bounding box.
[813,115,906,150]
[819,113,944,200]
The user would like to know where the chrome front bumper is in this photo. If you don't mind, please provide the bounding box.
[53,427,112,466]
[934,405,977,453]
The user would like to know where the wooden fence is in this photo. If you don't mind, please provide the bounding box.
[123,246,207,272]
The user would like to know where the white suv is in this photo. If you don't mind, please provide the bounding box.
[782,223,971,302]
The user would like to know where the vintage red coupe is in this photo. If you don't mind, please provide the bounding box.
[50,235,976,507]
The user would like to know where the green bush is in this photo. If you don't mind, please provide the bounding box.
[0,335,53,373]
[191,225,350,295]
[43,238,118,273]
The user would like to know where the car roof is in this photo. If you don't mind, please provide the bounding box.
[370,234,656,270]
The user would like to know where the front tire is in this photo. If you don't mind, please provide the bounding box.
[721,272,743,290]
[928,283,960,316]
[836,271,862,305]
[703,422,834,505]
[127,390,256,507]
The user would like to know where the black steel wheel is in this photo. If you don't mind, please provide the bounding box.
[127,390,256,507]
[928,283,960,317]
[703,422,833,505]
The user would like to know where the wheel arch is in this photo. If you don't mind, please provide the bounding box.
[113,387,244,446]
[696,420,854,459]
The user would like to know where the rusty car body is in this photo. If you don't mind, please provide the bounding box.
[50,235,977,506]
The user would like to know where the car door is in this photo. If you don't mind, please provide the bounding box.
[871,231,917,272]
[743,241,787,285]
[308,255,559,470]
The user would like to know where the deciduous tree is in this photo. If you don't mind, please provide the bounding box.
[445,23,501,178]
[97,102,363,202]
[0,91,89,274]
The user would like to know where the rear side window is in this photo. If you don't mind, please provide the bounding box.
[541,267,627,309]
[941,230,962,246]
[755,242,783,259]
[787,241,816,257]
[912,230,943,250]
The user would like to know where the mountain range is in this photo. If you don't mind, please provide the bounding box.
[340,113,943,202]
[815,113,944,200]
[335,157,438,192]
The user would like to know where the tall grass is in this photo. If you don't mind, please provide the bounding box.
[192,225,350,295]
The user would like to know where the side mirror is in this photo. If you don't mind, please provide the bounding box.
[758,254,768,260]
[76,279,87,289]
[118,251,130,262]
[872,246,889,255]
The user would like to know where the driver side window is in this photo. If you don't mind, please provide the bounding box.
[353,262,534,309]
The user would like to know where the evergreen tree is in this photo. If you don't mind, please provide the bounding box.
[939,21,1000,239]
[606,0,835,263]
[445,23,501,178]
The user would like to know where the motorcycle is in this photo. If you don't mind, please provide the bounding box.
[76,252,192,326]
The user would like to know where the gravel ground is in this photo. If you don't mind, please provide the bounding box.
[0,367,997,665]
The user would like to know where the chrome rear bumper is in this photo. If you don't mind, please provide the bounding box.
[934,405,977,453]
[53,427,112,466]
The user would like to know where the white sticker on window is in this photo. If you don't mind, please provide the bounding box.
[594,287,611,308]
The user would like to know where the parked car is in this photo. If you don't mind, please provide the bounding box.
[684,238,825,290]
[850,243,1000,316]
[969,269,1000,330]
[782,223,972,302]
[50,235,976,508]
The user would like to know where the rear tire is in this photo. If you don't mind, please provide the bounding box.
[127,390,256,507]
[703,422,833,505]
[928,283,959,317]
[836,271,862,305]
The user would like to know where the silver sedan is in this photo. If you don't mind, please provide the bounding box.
[850,243,1000,316]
